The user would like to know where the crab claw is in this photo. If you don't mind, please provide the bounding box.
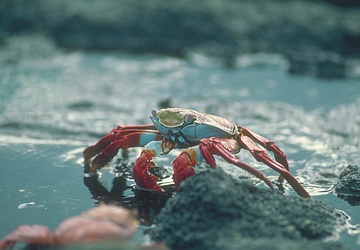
[133,149,163,192]
[172,150,196,190]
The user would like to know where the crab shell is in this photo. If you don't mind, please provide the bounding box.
[150,108,238,146]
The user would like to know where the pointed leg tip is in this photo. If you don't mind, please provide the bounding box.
[277,175,285,183]
[301,191,311,199]
[84,162,91,173]
[153,186,165,192]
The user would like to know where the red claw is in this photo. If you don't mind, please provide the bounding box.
[172,151,196,190]
[133,149,163,192]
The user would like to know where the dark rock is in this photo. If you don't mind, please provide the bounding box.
[286,51,348,79]
[150,170,346,250]
[335,165,360,206]
[325,0,360,7]
[210,237,346,250]
[342,32,360,56]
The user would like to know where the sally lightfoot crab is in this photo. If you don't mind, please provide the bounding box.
[83,108,310,198]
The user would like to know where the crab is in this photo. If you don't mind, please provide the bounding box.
[83,108,310,198]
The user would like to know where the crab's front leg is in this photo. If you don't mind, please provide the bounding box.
[172,148,201,190]
[133,140,176,192]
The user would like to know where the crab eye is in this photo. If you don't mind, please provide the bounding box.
[151,109,158,117]
[185,114,195,124]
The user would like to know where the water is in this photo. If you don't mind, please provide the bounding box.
[0,49,359,249]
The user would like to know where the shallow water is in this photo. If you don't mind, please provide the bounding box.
[0,50,359,249]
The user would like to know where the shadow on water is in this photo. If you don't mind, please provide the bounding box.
[83,175,173,226]
[83,155,174,227]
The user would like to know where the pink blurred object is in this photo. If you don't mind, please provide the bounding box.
[0,204,138,249]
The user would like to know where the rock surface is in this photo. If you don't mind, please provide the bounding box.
[335,165,360,206]
[150,170,347,250]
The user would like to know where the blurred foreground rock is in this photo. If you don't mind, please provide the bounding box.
[150,170,347,250]
[0,0,359,78]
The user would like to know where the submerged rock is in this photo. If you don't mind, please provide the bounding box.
[335,165,360,206]
[150,170,346,250]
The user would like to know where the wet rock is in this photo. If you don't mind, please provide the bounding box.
[286,51,348,79]
[150,170,346,250]
[209,237,346,250]
[335,165,360,206]
[67,100,95,111]
[325,0,360,7]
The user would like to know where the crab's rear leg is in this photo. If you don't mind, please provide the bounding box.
[172,138,274,191]
[237,133,310,198]
[84,127,161,175]
[239,127,289,182]
[83,124,156,164]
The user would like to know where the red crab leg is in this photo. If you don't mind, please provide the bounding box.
[238,134,310,198]
[172,138,274,191]
[84,130,162,175]
[133,140,176,192]
[239,127,289,182]
[83,124,156,163]
[172,148,198,190]
[199,138,275,190]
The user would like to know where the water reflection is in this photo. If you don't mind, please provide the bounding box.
[83,174,173,226]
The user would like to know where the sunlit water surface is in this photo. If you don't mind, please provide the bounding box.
[0,51,359,249]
